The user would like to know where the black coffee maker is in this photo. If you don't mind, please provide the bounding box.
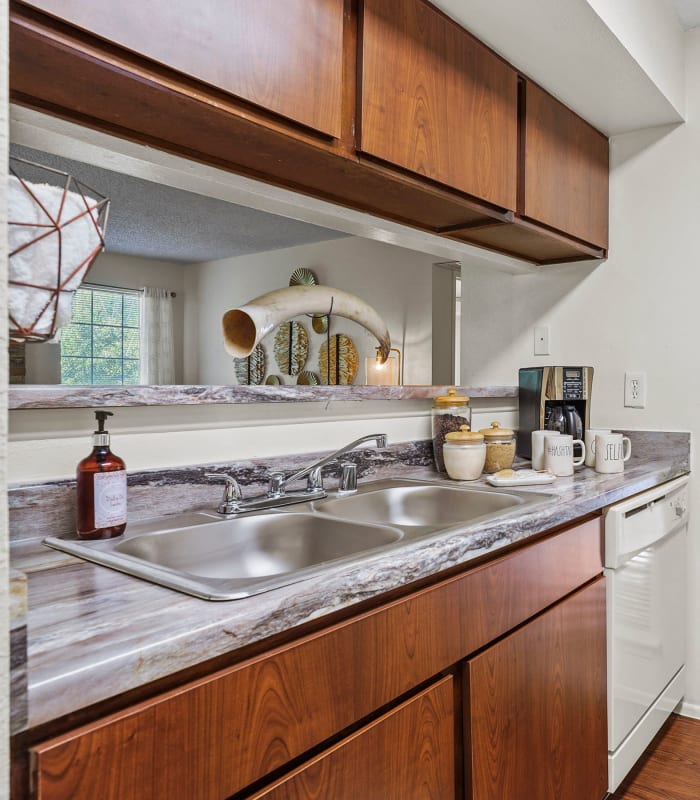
[517,366,593,458]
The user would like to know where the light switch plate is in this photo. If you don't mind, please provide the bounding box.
[534,325,550,356]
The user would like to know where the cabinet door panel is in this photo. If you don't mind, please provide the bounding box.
[522,80,609,248]
[250,676,455,800]
[467,578,608,800]
[360,0,517,209]
[21,0,344,138]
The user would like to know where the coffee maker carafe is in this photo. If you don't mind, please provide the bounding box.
[546,404,583,438]
[518,367,593,458]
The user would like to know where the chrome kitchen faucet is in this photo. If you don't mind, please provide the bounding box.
[207,433,388,516]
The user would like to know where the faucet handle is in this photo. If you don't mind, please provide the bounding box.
[205,473,243,514]
[338,462,357,495]
[267,472,286,497]
[306,466,324,492]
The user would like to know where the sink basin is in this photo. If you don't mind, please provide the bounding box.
[44,513,402,600]
[315,480,551,530]
[114,514,401,580]
[44,479,555,600]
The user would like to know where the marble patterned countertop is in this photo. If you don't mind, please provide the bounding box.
[10,431,689,733]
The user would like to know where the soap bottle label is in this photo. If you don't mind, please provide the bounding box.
[93,471,127,528]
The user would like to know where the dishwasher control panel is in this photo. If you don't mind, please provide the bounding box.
[604,475,689,568]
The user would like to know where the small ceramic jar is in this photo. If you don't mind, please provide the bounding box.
[479,422,516,473]
[431,389,471,473]
[443,426,486,481]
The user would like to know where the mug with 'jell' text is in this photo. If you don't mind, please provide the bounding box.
[593,433,632,474]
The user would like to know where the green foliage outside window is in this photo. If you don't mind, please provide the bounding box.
[61,287,141,385]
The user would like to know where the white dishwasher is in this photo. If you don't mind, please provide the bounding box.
[605,474,689,793]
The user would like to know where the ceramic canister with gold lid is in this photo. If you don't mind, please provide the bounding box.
[479,422,516,473]
[443,426,486,481]
[431,388,471,472]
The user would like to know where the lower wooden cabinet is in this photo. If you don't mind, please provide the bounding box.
[466,578,608,800]
[25,519,605,800]
[250,676,455,800]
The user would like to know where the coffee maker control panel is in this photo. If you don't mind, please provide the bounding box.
[562,367,586,399]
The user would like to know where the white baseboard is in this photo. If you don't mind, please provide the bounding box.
[678,700,700,720]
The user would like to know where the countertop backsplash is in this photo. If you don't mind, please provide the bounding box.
[8,431,690,545]
[9,439,434,544]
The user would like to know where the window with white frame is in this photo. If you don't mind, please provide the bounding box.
[60,285,141,385]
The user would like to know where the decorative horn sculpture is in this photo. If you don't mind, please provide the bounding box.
[222,285,391,362]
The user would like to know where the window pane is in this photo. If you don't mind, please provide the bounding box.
[71,289,92,324]
[93,358,124,385]
[93,325,122,359]
[92,291,123,326]
[123,295,140,328]
[123,359,140,385]
[123,327,140,360]
[61,323,92,358]
[61,357,92,385]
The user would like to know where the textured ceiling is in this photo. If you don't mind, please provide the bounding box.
[673,0,700,29]
[10,144,348,263]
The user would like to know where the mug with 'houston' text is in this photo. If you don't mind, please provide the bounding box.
[544,433,585,477]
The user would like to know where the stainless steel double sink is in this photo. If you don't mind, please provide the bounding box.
[44,478,556,600]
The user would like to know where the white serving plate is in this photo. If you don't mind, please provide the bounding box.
[485,469,557,487]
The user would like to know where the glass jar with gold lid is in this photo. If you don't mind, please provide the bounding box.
[479,421,516,473]
[431,388,471,472]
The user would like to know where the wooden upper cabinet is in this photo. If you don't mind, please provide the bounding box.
[359,0,518,210]
[521,80,609,249]
[20,0,345,138]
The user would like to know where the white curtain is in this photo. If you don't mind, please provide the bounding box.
[140,288,175,384]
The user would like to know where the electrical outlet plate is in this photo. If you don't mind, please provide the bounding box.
[624,371,646,408]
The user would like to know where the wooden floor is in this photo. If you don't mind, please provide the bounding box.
[611,714,700,799]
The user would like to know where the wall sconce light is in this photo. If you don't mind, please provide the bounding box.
[365,347,402,386]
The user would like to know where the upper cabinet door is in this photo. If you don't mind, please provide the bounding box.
[359,0,518,210]
[522,80,609,249]
[21,0,345,138]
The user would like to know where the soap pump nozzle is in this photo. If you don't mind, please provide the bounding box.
[93,410,113,447]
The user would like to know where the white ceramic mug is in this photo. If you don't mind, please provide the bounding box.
[532,429,560,470]
[584,428,611,467]
[544,433,585,477]
[594,433,632,474]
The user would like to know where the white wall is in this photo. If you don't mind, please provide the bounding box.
[7,398,517,483]
[0,0,10,790]
[461,27,700,714]
[193,236,434,386]
[586,0,685,116]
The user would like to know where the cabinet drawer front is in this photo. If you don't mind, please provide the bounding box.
[360,0,518,210]
[32,518,601,800]
[249,676,455,800]
[467,578,608,800]
[21,0,345,138]
[522,80,609,249]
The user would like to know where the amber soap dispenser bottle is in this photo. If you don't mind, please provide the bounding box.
[76,410,127,540]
